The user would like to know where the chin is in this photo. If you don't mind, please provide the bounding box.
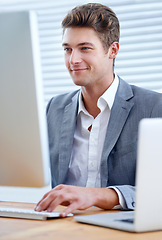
[72,80,84,86]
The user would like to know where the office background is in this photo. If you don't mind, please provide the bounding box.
[1,0,162,105]
[0,0,162,202]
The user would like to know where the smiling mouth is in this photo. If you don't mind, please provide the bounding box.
[71,68,88,72]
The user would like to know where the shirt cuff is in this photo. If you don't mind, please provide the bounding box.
[107,186,126,209]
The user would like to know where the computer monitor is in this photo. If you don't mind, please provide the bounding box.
[0,11,50,187]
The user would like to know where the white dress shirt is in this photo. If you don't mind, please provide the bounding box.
[65,74,126,208]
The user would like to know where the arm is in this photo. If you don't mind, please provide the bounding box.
[35,184,119,217]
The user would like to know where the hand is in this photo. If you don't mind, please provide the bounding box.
[35,184,119,217]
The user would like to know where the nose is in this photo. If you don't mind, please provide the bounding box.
[69,49,82,65]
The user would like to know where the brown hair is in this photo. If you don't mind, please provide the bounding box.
[62,3,120,52]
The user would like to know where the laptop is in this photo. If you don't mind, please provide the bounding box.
[75,118,162,232]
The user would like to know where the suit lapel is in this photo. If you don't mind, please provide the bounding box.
[101,78,134,187]
[58,92,79,184]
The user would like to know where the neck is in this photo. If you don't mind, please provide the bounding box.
[81,74,114,118]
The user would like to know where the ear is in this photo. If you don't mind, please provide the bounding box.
[108,42,119,59]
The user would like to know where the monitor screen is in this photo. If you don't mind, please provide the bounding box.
[0,11,50,187]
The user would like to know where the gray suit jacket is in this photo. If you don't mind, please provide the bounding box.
[46,77,162,210]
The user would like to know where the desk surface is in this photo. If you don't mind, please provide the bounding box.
[0,201,162,240]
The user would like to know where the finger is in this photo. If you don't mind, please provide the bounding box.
[35,191,57,212]
[46,192,71,212]
[35,191,51,209]
[35,185,66,211]
[60,201,79,217]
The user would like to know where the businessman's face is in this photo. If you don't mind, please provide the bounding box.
[62,27,116,90]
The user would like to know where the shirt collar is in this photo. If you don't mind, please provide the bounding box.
[78,74,119,115]
[98,73,119,110]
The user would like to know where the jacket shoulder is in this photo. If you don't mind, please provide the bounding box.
[47,90,79,112]
[118,76,162,101]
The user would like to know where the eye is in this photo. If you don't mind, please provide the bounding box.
[64,47,72,52]
[81,47,90,50]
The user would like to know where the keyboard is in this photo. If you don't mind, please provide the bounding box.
[0,207,73,220]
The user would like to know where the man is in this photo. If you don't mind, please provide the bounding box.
[35,3,162,217]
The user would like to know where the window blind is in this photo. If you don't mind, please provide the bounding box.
[0,0,162,106]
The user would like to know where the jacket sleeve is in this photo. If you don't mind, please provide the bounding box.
[115,185,135,210]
